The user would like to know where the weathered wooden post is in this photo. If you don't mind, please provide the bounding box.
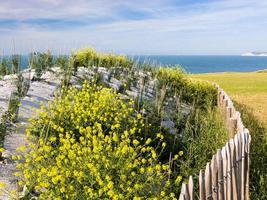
[216,149,225,200]
[199,170,205,200]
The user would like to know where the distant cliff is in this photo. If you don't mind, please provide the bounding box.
[242,52,267,56]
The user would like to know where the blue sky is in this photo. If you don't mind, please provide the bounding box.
[0,0,267,55]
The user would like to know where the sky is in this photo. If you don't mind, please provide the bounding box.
[0,0,267,55]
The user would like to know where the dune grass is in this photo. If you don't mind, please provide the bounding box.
[190,71,267,128]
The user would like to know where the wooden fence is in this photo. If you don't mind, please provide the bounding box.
[178,85,251,200]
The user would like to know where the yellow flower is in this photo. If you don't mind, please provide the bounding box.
[175,176,182,186]
[151,150,157,159]
[0,182,6,188]
[13,172,20,177]
[145,138,152,145]
[133,139,139,146]
[50,136,57,142]
[60,187,66,193]
[141,158,146,164]
[18,181,24,187]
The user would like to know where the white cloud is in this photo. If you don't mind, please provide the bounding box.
[0,0,267,54]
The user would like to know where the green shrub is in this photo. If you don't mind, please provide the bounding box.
[154,67,217,113]
[155,67,185,114]
[15,83,183,199]
[182,79,217,109]
[156,67,185,92]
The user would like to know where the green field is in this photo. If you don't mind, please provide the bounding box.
[191,71,267,127]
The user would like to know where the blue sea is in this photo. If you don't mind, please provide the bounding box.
[136,55,267,73]
[18,55,267,74]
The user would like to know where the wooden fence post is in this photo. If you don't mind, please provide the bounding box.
[230,139,238,200]
[226,142,232,200]
[199,170,205,200]
[234,133,241,199]
[179,194,186,200]
[228,118,237,138]
[205,163,212,199]
[179,183,189,200]
[221,147,228,199]
[211,155,218,200]
[216,149,224,200]
[188,176,194,200]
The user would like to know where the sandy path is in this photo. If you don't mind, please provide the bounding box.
[0,71,61,199]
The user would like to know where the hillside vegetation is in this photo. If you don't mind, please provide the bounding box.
[0,48,229,199]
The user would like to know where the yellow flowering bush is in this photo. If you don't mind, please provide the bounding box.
[99,54,133,69]
[15,83,182,199]
[73,47,133,69]
[73,48,98,67]
[28,82,140,140]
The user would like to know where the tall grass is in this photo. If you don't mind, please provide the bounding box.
[0,57,11,76]
[11,54,21,74]
[60,57,74,88]
[6,92,20,123]
[0,93,21,147]
[179,106,228,174]
[30,51,54,81]
[55,55,68,71]
[0,108,7,148]
[16,73,30,97]
[234,102,267,200]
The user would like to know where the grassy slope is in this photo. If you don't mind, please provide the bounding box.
[190,71,267,128]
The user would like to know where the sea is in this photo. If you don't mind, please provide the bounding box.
[16,55,267,74]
